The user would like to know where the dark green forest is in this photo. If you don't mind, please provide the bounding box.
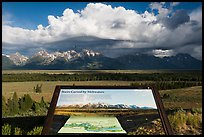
[2,72,202,82]
[130,81,202,90]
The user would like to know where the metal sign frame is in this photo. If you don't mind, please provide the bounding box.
[41,85,174,135]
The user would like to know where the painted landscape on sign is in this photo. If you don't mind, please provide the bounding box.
[53,89,160,134]
[56,89,157,110]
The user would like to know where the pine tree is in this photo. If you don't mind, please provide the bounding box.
[19,94,36,113]
[19,97,26,112]
[7,98,13,115]
[32,102,40,112]
[40,96,46,108]
[2,96,8,117]
[24,94,34,110]
[12,92,19,115]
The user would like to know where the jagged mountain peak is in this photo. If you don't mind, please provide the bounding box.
[12,52,20,56]
[2,53,10,58]
[2,50,201,70]
[7,52,28,66]
[32,49,100,58]
[27,49,102,65]
[10,52,25,56]
[34,50,50,57]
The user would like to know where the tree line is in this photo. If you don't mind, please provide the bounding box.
[130,81,202,90]
[2,72,202,82]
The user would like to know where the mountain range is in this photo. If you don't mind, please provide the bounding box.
[58,103,155,109]
[2,49,202,70]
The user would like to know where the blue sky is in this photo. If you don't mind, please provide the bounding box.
[56,89,157,109]
[2,2,201,29]
[2,2,202,60]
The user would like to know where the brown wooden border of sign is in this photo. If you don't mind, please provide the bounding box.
[41,85,174,135]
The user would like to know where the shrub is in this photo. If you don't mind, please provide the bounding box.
[191,108,202,114]
[27,126,43,135]
[33,84,42,93]
[186,113,202,128]
[162,93,170,99]
[2,125,43,135]
[168,109,202,134]
[14,127,23,135]
[2,124,11,135]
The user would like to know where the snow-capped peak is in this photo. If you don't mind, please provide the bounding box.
[60,50,79,61]
[4,49,102,66]
[33,50,56,65]
[81,49,101,57]
[2,53,10,58]
[35,50,50,57]
[8,52,28,66]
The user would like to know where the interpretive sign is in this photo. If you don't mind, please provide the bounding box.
[42,86,173,135]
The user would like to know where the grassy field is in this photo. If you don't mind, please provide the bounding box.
[2,81,135,102]
[2,80,202,109]
[2,69,201,74]
[159,86,202,109]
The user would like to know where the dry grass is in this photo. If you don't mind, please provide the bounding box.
[159,86,202,109]
[2,81,202,109]
[2,69,195,74]
[168,110,202,135]
[2,81,134,102]
[2,80,202,109]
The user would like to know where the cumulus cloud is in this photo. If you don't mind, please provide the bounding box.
[189,7,202,26]
[150,2,190,30]
[161,10,190,30]
[2,2,202,60]
[149,2,170,17]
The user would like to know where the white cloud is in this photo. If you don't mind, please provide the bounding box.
[189,7,202,26]
[192,45,202,60]
[2,3,202,60]
[152,49,174,58]
[2,3,160,45]
[171,2,180,7]
[149,2,170,17]
[2,25,33,44]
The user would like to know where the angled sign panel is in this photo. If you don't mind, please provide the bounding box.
[42,86,173,135]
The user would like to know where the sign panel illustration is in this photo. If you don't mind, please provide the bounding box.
[42,86,173,135]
